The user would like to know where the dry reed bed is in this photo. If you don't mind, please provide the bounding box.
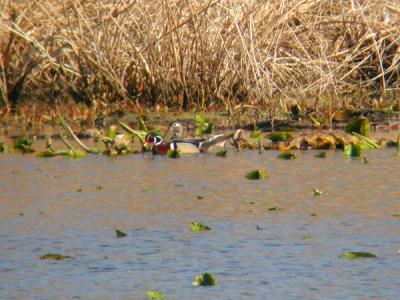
[1,0,400,116]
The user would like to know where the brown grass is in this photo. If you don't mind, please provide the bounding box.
[1,0,400,117]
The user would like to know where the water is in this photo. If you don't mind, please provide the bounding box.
[1,149,400,299]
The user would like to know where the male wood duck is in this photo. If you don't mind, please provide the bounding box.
[144,129,235,155]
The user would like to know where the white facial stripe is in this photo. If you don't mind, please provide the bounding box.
[154,136,163,145]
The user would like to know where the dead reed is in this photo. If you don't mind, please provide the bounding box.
[1,0,400,117]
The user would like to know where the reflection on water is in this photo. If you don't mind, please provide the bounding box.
[1,150,400,300]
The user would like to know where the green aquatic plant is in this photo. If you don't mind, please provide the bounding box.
[302,234,315,240]
[13,137,35,153]
[37,149,86,158]
[40,253,73,260]
[315,151,326,158]
[277,151,296,160]
[313,188,323,196]
[267,132,292,142]
[190,222,211,231]
[215,150,227,157]
[167,149,180,158]
[192,272,217,287]
[344,143,363,157]
[245,170,268,180]
[352,132,379,149]
[194,114,213,136]
[309,116,321,127]
[0,142,10,153]
[339,252,377,260]
[250,129,262,144]
[363,156,369,164]
[147,291,165,299]
[115,229,127,238]
[345,117,371,137]
[268,207,283,211]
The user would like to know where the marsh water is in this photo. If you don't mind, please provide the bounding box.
[1,149,400,299]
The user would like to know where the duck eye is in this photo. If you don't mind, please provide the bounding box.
[154,136,163,145]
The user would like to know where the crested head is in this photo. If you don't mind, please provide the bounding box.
[144,132,164,146]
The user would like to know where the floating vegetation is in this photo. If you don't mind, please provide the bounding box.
[352,132,380,149]
[267,132,292,142]
[363,157,369,164]
[40,253,73,260]
[194,115,213,136]
[192,272,217,287]
[167,149,180,158]
[76,188,83,192]
[315,151,326,158]
[96,185,103,191]
[146,291,165,299]
[0,142,10,153]
[197,195,204,200]
[277,151,296,160]
[115,229,127,238]
[302,234,315,240]
[215,150,227,157]
[13,137,35,153]
[339,252,377,260]
[310,213,317,217]
[344,143,363,157]
[345,117,371,137]
[190,222,211,232]
[268,206,283,211]
[37,149,86,158]
[245,170,268,180]
[313,188,323,196]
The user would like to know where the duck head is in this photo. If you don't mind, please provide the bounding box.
[144,132,164,148]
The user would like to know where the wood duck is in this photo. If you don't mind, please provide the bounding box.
[144,130,234,155]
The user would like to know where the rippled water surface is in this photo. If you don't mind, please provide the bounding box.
[1,149,400,300]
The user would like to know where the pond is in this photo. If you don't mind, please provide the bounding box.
[0,149,399,299]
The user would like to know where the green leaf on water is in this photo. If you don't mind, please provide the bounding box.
[245,170,268,180]
[313,188,323,196]
[96,185,103,190]
[345,117,371,137]
[268,206,283,211]
[76,188,83,192]
[215,150,227,157]
[339,252,377,260]
[115,229,127,238]
[314,151,326,158]
[344,143,363,157]
[302,234,315,240]
[190,222,211,231]
[167,149,180,158]
[146,291,165,299]
[40,253,73,260]
[277,151,296,160]
[267,132,292,142]
[13,137,35,153]
[192,272,217,287]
